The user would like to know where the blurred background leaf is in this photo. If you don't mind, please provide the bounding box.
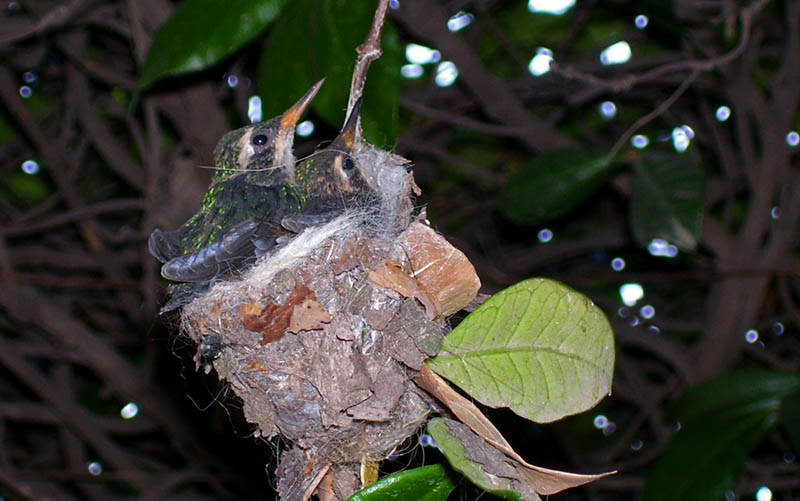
[138,0,289,90]
[631,151,704,251]
[500,149,612,225]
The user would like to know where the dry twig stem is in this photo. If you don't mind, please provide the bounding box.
[345,0,389,136]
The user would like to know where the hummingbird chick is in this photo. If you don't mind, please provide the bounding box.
[283,98,379,233]
[148,80,323,311]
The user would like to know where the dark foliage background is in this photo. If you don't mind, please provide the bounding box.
[0,0,799,499]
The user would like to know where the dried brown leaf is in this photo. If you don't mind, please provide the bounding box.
[288,297,331,333]
[367,258,440,318]
[240,285,321,344]
[402,222,481,317]
[415,365,615,495]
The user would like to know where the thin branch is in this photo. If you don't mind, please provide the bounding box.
[346,0,390,138]
[606,70,699,163]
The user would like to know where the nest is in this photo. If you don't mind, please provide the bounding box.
[178,142,481,499]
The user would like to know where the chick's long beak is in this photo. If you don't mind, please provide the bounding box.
[337,97,363,149]
[279,78,325,134]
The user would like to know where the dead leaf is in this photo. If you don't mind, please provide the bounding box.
[288,298,331,333]
[247,360,267,371]
[401,222,481,317]
[414,365,615,494]
[240,285,323,344]
[367,258,441,318]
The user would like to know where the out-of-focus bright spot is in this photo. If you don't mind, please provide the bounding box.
[435,61,458,87]
[593,414,608,429]
[9,2,21,11]
[419,434,436,446]
[247,95,262,123]
[528,0,575,15]
[773,322,784,335]
[634,15,648,29]
[639,304,655,319]
[296,120,314,137]
[629,316,640,327]
[87,462,103,476]
[447,11,474,32]
[120,402,139,419]
[716,105,731,121]
[23,71,36,83]
[226,74,238,88]
[745,329,759,343]
[771,206,781,220]
[620,283,644,306]
[600,41,631,65]
[528,47,553,76]
[537,228,553,243]
[682,125,695,139]
[784,452,796,463]
[648,325,661,334]
[599,101,617,120]
[602,421,616,436]
[617,307,629,318]
[389,0,399,8]
[631,439,643,451]
[406,43,440,64]
[401,64,424,78]
[672,127,690,152]
[21,159,39,174]
[674,421,681,431]
[725,490,736,501]
[19,85,32,98]
[631,134,649,149]
[611,257,625,271]
[787,131,799,147]
[756,486,772,501]
[648,238,678,257]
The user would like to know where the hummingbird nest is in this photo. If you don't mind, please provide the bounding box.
[179,141,481,499]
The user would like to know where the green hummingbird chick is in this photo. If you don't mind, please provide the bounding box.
[283,97,379,233]
[147,80,323,308]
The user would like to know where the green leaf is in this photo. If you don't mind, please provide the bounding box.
[500,149,612,225]
[347,464,457,501]
[138,0,288,90]
[427,418,532,500]
[631,151,704,251]
[643,371,800,501]
[258,0,401,147]
[426,278,615,423]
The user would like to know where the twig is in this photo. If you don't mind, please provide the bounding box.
[606,70,699,164]
[345,0,390,138]
[0,0,98,45]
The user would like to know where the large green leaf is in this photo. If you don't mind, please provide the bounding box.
[631,151,704,251]
[427,418,533,500]
[258,0,401,146]
[643,371,800,501]
[347,464,457,501]
[426,278,615,423]
[500,149,612,225]
[138,0,288,90]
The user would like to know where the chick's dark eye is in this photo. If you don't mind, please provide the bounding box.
[253,134,267,146]
[343,158,355,170]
